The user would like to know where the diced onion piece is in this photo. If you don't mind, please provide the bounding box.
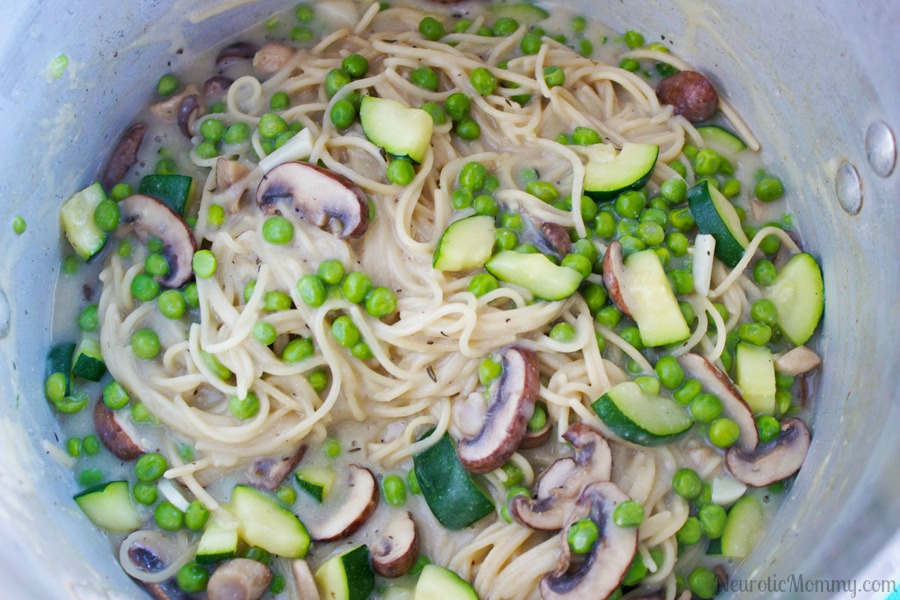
[711,474,747,506]
[259,128,314,173]
[692,234,716,296]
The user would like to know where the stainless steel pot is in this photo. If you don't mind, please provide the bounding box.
[0,1,897,598]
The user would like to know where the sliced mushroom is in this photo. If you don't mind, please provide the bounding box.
[602,240,632,318]
[216,42,259,69]
[207,558,272,600]
[306,464,378,542]
[457,347,540,474]
[256,161,369,239]
[94,400,144,461]
[253,42,296,74]
[119,194,196,288]
[177,94,203,138]
[774,346,821,376]
[140,581,188,600]
[725,418,811,487]
[216,158,250,191]
[371,511,419,578]
[677,353,759,452]
[291,560,320,600]
[539,222,572,258]
[150,84,200,122]
[540,482,637,600]
[519,412,552,449]
[119,530,194,584]
[101,123,146,189]
[247,445,307,491]
[204,76,234,99]
[510,423,613,531]
[656,71,719,123]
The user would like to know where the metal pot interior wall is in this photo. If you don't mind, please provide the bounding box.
[0,1,896,597]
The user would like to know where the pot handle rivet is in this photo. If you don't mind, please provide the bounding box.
[864,121,896,178]
[835,160,863,216]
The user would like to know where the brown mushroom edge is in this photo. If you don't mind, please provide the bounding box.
[216,42,259,70]
[247,444,307,491]
[601,240,632,318]
[306,464,378,542]
[371,511,419,578]
[94,401,145,461]
[101,123,146,190]
[725,418,811,487]
[655,71,719,124]
[207,558,272,600]
[256,161,369,239]
[539,482,638,600]
[456,346,540,474]
[118,194,197,288]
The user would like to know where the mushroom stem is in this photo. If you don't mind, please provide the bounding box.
[207,558,272,600]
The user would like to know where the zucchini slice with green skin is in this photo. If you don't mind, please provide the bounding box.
[73,481,143,532]
[433,216,496,272]
[622,249,691,346]
[71,337,107,382]
[764,253,824,345]
[138,174,195,216]
[697,125,747,157]
[294,466,337,503]
[735,343,776,414]
[196,518,239,565]
[592,381,693,446]
[583,143,659,201]
[487,2,549,25]
[485,250,583,301]
[413,433,493,530]
[60,182,108,260]
[46,342,76,396]
[360,96,433,163]
[688,180,749,267]
[313,545,375,600]
[415,564,479,600]
[721,495,764,559]
[231,485,310,558]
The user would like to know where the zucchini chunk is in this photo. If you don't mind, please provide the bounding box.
[196,517,240,565]
[433,216,496,272]
[294,466,337,503]
[735,343,776,414]
[688,180,749,267]
[73,481,143,532]
[583,143,659,201]
[138,173,195,216]
[46,342,76,396]
[231,485,310,558]
[485,250,583,301]
[623,249,690,346]
[314,545,375,600]
[764,253,824,345]
[697,125,747,157]
[415,564,479,600]
[592,381,693,446]
[60,182,108,260]
[413,433,493,530]
[721,495,764,559]
[360,96,433,163]
[71,337,106,382]
[487,2,548,25]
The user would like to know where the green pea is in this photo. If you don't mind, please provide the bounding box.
[154,157,177,175]
[543,65,565,87]
[253,321,277,345]
[659,177,687,203]
[759,232,781,256]
[44,372,67,404]
[407,469,421,494]
[453,18,472,33]
[387,159,416,185]
[75,304,99,333]
[131,402,154,423]
[672,468,702,499]
[229,391,260,419]
[331,315,361,347]
[679,301,696,325]
[176,562,209,594]
[459,162,488,192]
[594,211,616,238]
[80,434,100,456]
[243,546,271,565]
[669,206,695,231]
[410,66,440,91]
[421,102,446,125]
[738,322,772,346]
[474,194,499,217]
[266,92,290,112]
[276,486,297,506]
[144,253,169,278]
[668,160,688,178]
[262,216,294,245]
[693,148,721,176]
[418,16,445,40]
[470,67,497,96]
[197,118,224,143]
[194,140,218,160]
[561,253,592,278]
[775,372,795,390]
[310,260,343,287]
[698,503,727,539]
[749,299,778,326]
[613,499,644,527]
[131,273,160,302]
[494,228,517,252]
[637,220,665,246]
[479,357,502,386]
[365,286,397,318]
[282,337,314,363]
[463,272,497,297]
[330,99,357,129]
[654,356,684,390]
[295,4,314,22]
[382,474,407,506]
[615,190,646,219]
[515,243,539,254]
[635,375,660,396]
[156,73,179,96]
[192,250,218,279]
[595,305,622,328]
[110,183,133,202]
[297,274,327,307]
[78,468,103,487]
[92,199,121,233]
[135,452,168,482]
[207,101,227,114]
[676,516,702,545]
[548,322,576,342]
[666,232,689,257]
[323,438,341,457]
[203,205,225,230]
[66,437,82,458]
[223,121,250,144]
[688,567,718,599]
[616,326,640,352]
[449,188,473,210]
[709,417,740,448]
[669,269,694,296]
[349,340,373,359]
[185,500,211,531]
[444,92,471,122]
[755,177,784,202]
[131,328,161,359]
[131,481,157,505]
[721,178,741,198]
[322,68,351,98]
[640,207,667,227]
[753,259,777,286]
[756,414,781,443]
[578,38,594,57]
[618,58,640,72]
[52,391,88,414]
[691,393,723,423]
[624,29,645,49]
[581,283,607,314]
[183,283,200,308]
[491,16,519,36]
[526,180,559,202]
[520,33,542,55]
[567,518,599,554]
[528,404,548,433]
[455,117,481,140]
[263,291,291,312]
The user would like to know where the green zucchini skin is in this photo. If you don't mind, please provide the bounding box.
[583,143,659,201]
[46,342,76,396]
[765,253,824,345]
[139,174,194,216]
[688,180,749,267]
[592,381,692,446]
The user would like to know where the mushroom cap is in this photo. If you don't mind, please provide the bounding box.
[306,464,378,542]
[601,240,632,318]
[519,415,552,450]
[725,418,811,487]
[119,194,197,288]
[119,530,193,584]
[247,445,307,491]
[253,42,296,74]
[177,94,203,138]
[774,346,821,376]
[457,347,540,474]
[256,161,369,239]
[216,42,259,70]
[207,558,272,600]
[510,423,613,531]
[539,481,638,600]
[677,353,759,452]
[371,511,419,578]
[101,123,146,190]
[539,222,572,258]
[656,71,719,123]
[94,400,144,461]
[204,76,233,98]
